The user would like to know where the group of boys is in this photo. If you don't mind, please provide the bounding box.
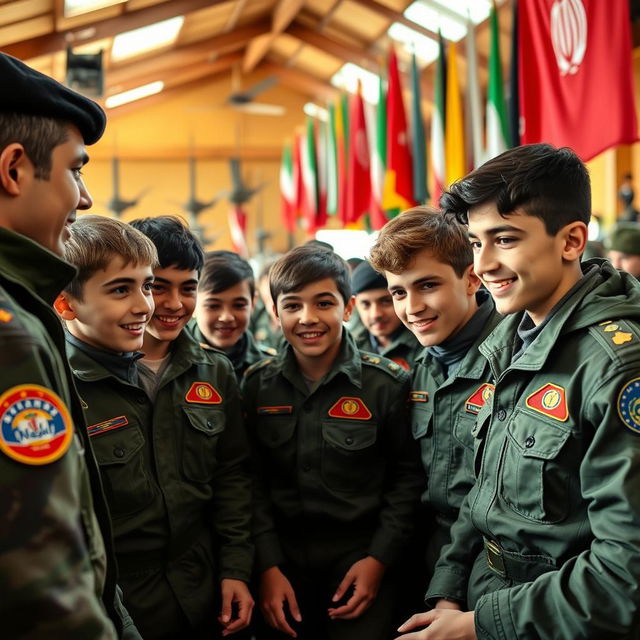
[3,50,640,640]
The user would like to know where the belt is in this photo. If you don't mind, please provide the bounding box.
[483,537,556,583]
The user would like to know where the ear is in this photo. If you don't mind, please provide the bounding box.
[561,221,588,262]
[54,293,77,320]
[342,295,355,322]
[463,264,482,296]
[0,143,30,197]
[272,302,279,321]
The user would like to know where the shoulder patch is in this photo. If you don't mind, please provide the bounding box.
[328,397,372,420]
[617,377,640,435]
[185,382,222,404]
[465,383,495,414]
[594,320,637,348]
[0,384,74,465]
[360,352,407,380]
[390,357,411,371]
[244,358,274,378]
[525,383,569,422]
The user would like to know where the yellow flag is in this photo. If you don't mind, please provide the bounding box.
[445,41,466,187]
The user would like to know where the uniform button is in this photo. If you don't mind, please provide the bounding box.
[496,409,507,421]
[114,447,125,458]
[345,436,354,445]
[525,436,535,448]
[206,420,213,428]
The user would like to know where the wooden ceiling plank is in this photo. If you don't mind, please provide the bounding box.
[318,0,344,31]
[242,32,276,73]
[3,0,228,60]
[261,60,338,102]
[272,0,304,34]
[2,0,50,26]
[222,0,248,32]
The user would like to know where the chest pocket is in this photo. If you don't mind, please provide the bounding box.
[411,403,434,474]
[182,406,225,483]
[447,413,477,506]
[255,417,297,481]
[472,402,492,478]
[91,423,155,519]
[321,420,379,493]
[500,408,573,523]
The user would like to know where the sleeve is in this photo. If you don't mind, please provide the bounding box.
[240,372,286,572]
[210,364,254,582]
[0,328,117,638]
[114,585,143,640]
[473,367,640,639]
[368,373,426,566]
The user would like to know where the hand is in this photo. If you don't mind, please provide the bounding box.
[219,578,254,636]
[327,556,386,620]
[259,566,302,638]
[395,609,476,640]
[435,599,462,611]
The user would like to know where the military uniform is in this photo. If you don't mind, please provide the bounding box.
[242,333,424,640]
[0,229,119,638]
[427,260,640,639]
[354,324,422,371]
[66,329,253,639]
[250,298,283,350]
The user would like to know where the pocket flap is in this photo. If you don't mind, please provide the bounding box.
[508,409,572,459]
[411,404,433,439]
[182,406,225,436]
[322,421,377,451]
[93,424,144,465]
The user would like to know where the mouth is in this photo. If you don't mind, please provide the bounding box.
[121,323,145,335]
[297,330,325,342]
[214,326,237,335]
[410,317,437,332]
[154,315,185,328]
[484,277,517,293]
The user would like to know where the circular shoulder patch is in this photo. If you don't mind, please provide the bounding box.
[617,377,640,435]
[0,385,74,465]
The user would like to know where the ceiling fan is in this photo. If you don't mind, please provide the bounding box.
[224,64,285,116]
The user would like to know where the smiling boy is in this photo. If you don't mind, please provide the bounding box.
[57,215,254,639]
[241,244,423,640]
[397,144,640,640]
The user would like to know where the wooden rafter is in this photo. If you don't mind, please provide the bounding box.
[261,61,338,102]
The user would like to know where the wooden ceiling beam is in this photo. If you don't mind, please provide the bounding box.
[3,0,229,60]
[261,61,338,102]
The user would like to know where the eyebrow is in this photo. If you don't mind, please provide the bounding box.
[388,276,441,291]
[468,224,523,239]
[102,275,154,288]
[280,291,338,302]
[154,276,198,286]
[204,295,250,302]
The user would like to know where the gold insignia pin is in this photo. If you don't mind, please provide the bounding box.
[370,357,380,364]
[388,363,399,371]
[599,320,612,326]
[613,332,633,345]
[604,324,619,332]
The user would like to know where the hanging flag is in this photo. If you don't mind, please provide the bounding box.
[466,14,484,168]
[345,82,371,225]
[410,52,428,204]
[228,205,248,258]
[300,117,319,233]
[279,143,296,233]
[431,31,447,204]
[445,40,466,186]
[486,0,511,160]
[335,94,349,224]
[326,102,338,215]
[369,72,389,230]
[519,0,637,161]
[508,0,520,147]
[293,132,304,216]
[316,119,328,230]
[382,48,415,214]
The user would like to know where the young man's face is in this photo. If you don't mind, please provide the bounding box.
[145,265,198,346]
[607,250,640,278]
[276,277,353,364]
[13,124,93,256]
[194,279,253,351]
[354,288,402,344]
[468,203,583,324]
[63,257,155,353]
[386,249,479,347]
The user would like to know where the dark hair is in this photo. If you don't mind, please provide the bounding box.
[0,114,68,179]
[369,207,472,277]
[129,216,204,273]
[199,250,255,298]
[269,244,351,304]
[440,144,591,234]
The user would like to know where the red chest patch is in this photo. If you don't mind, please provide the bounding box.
[465,383,495,414]
[185,382,222,405]
[391,357,411,371]
[328,397,372,420]
[525,383,568,422]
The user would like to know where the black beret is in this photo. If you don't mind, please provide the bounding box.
[0,53,106,145]
[352,260,387,294]
[604,222,640,256]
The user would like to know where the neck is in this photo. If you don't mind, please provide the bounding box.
[142,332,171,360]
[529,263,582,326]
[294,340,341,382]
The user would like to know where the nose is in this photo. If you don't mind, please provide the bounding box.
[77,178,93,210]
[405,290,424,317]
[299,304,318,324]
[164,289,183,312]
[219,307,234,322]
[133,289,154,316]
[474,244,499,277]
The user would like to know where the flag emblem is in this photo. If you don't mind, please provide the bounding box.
[185,382,222,404]
[617,377,640,435]
[87,415,129,437]
[410,391,428,403]
[328,397,372,420]
[258,406,293,415]
[465,383,495,414]
[0,384,73,465]
[550,0,587,76]
[525,383,569,421]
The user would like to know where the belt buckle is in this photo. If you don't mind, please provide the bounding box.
[484,538,507,578]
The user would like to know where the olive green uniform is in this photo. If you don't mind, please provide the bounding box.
[427,260,640,639]
[66,329,253,639]
[242,334,424,639]
[250,298,283,350]
[354,324,422,371]
[0,229,120,638]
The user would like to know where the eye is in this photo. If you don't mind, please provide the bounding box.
[469,241,482,252]
[143,282,154,293]
[282,303,300,311]
[496,236,517,246]
[182,286,197,296]
[233,302,249,310]
[318,300,334,308]
[151,283,165,293]
[390,289,406,299]
[420,282,437,290]
[111,286,128,295]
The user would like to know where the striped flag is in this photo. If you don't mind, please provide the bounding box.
[410,52,428,204]
[466,15,484,168]
[431,31,446,204]
[280,143,296,233]
[369,72,389,230]
[300,117,320,232]
[345,82,371,225]
[326,102,339,215]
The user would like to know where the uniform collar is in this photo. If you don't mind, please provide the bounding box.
[0,227,77,304]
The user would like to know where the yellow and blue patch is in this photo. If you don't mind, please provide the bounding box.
[618,377,640,435]
[87,415,129,438]
[0,384,73,465]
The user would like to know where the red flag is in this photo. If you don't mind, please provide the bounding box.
[293,133,304,215]
[519,0,637,161]
[345,84,371,224]
[228,205,248,258]
[382,48,416,213]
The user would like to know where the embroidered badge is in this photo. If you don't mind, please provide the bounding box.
[525,383,569,422]
[185,382,222,404]
[604,324,619,332]
[410,391,429,403]
[328,397,372,420]
[0,384,73,465]
[258,406,293,415]
[599,320,612,325]
[391,357,410,371]
[618,377,640,435]
[0,308,13,323]
[87,415,129,437]
[613,331,633,345]
[465,383,495,414]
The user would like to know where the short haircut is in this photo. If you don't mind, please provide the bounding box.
[270,244,351,304]
[63,215,158,300]
[369,207,472,277]
[199,250,255,298]
[0,114,68,179]
[129,215,204,273]
[440,143,591,234]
